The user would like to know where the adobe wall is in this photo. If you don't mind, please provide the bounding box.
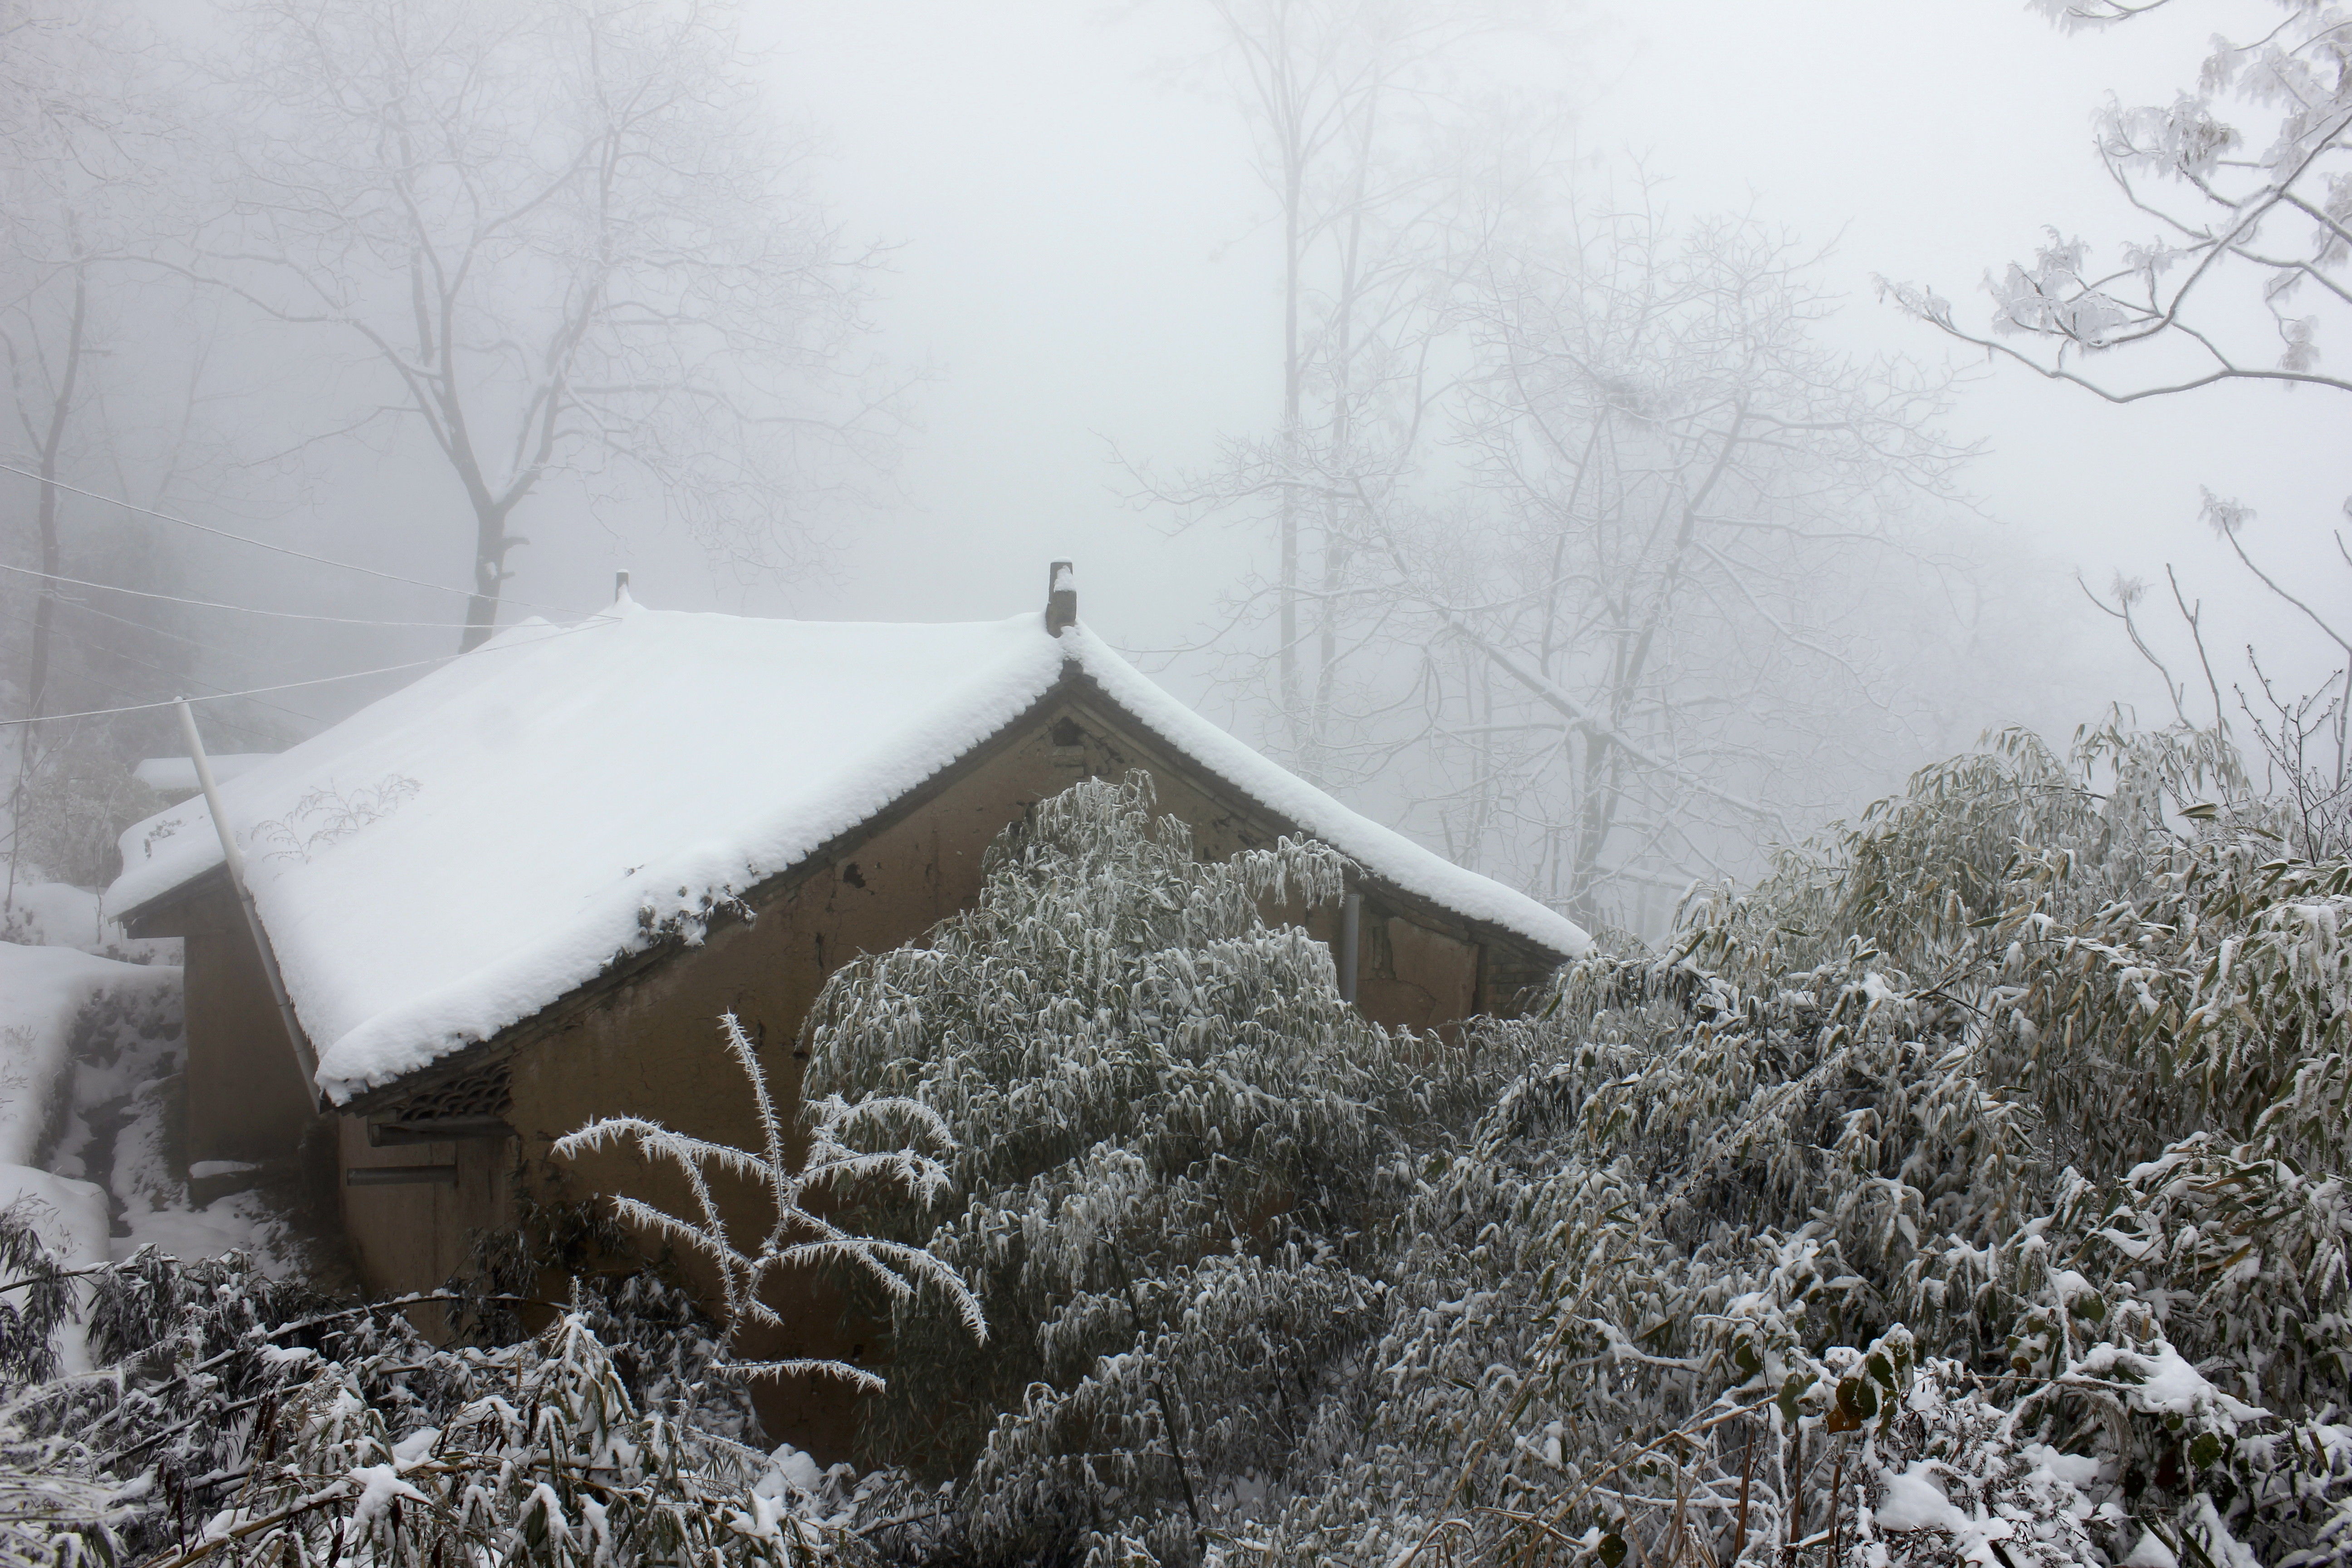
[487,708,1105,1454]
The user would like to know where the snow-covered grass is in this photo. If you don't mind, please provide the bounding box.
[0,1220,944,1568]
[0,1165,108,1372]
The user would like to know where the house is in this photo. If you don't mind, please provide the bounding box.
[105,565,1588,1453]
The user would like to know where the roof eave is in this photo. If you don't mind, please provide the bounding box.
[113,861,233,938]
[1055,666,1580,964]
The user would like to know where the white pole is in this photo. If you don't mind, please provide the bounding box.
[176,697,319,1095]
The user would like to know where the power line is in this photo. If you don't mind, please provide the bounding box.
[0,461,588,616]
[0,615,619,728]
[13,606,319,737]
[45,591,325,698]
[0,627,284,861]
[4,588,340,735]
[19,568,494,720]
[12,575,299,671]
[0,560,533,629]
[5,568,496,727]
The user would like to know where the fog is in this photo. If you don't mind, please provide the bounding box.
[4,0,2346,928]
[751,0,2341,666]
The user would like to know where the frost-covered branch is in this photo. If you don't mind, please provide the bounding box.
[1893,3,2352,412]
[554,1013,984,1392]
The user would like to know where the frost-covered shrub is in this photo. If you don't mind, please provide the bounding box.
[1219,720,2352,1568]
[0,1240,919,1568]
[787,726,2352,1568]
[803,772,1494,1565]
[21,718,2344,1568]
[0,1202,78,1391]
[8,742,166,892]
[0,1016,993,1568]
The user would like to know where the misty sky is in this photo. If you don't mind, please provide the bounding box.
[535,0,2341,743]
[61,0,2344,779]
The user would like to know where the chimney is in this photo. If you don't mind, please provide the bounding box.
[613,570,632,604]
[1044,560,1077,636]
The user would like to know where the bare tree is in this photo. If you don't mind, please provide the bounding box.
[2082,512,2350,857]
[0,0,205,903]
[184,0,898,650]
[4,245,86,734]
[1155,0,1553,779]
[0,0,156,725]
[1352,202,1971,927]
[1148,4,1977,925]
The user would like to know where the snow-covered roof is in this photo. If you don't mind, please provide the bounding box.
[108,600,1589,1104]
[133,754,275,796]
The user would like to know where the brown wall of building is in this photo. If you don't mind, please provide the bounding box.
[141,882,323,1169]
[337,1121,513,1309]
[490,707,1110,1455]
[1356,901,1480,1030]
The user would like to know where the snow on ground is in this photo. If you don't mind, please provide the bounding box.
[78,1021,297,1273]
[108,603,1593,1105]
[2,887,294,1281]
[0,880,113,950]
[0,900,293,1371]
[1,878,175,960]
[0,940,176,1166]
